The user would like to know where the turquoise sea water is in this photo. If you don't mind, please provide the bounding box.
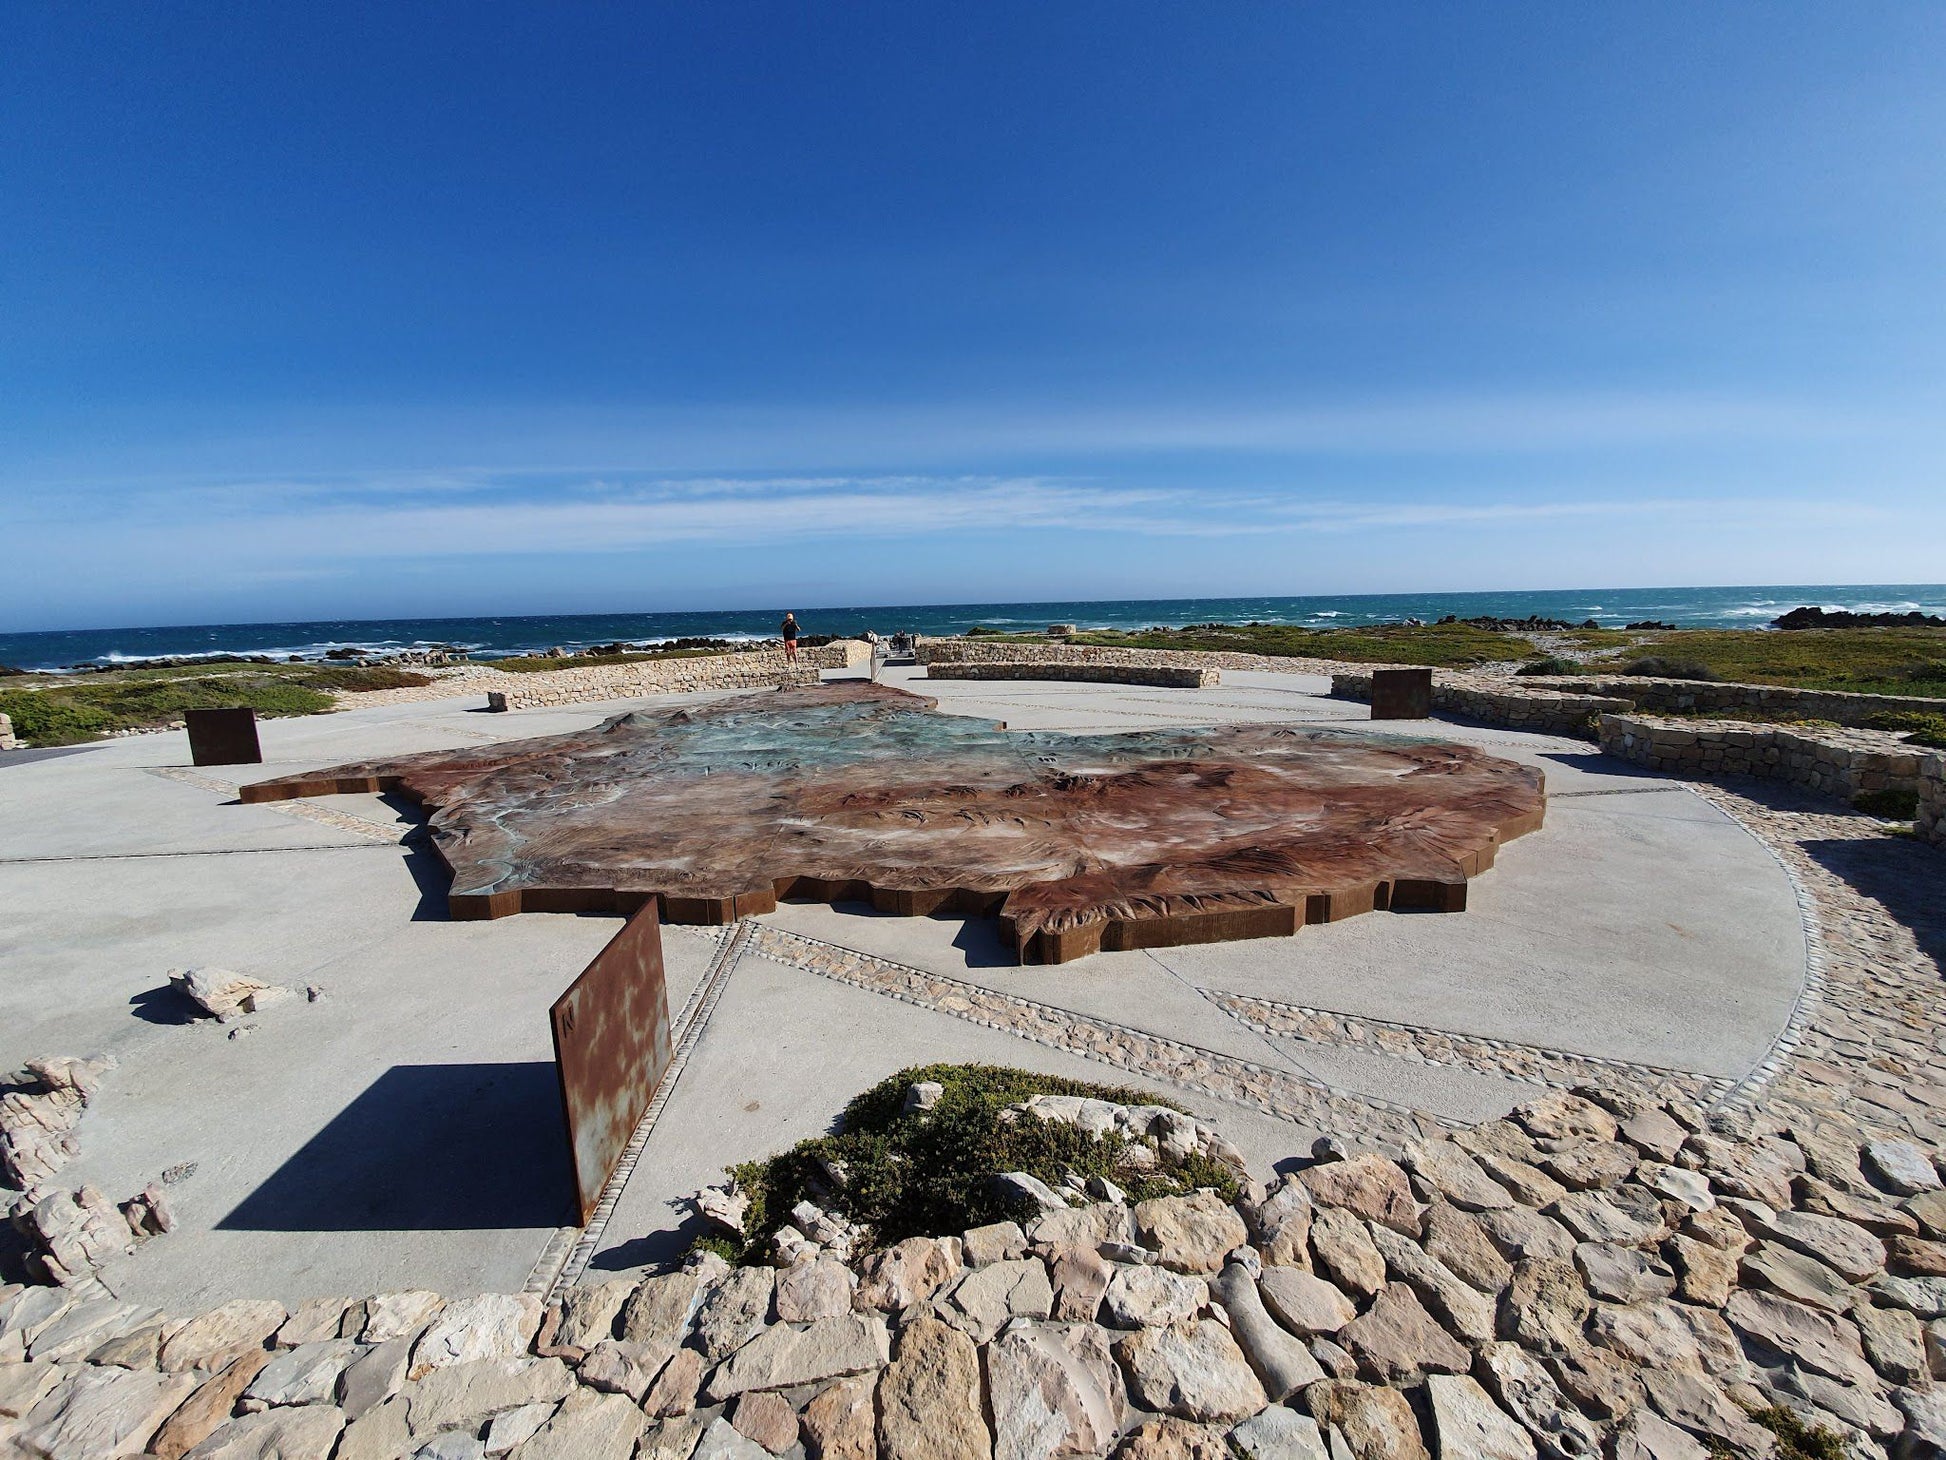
[3,584,1943,673]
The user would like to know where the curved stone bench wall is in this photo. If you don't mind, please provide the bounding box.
[925,661,1218,689]
[1534,675,1946,728]
[1598,712,1931,807]
[486,655,826,711]
[1329,673,1630,739]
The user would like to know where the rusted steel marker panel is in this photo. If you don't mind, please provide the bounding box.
[186,707,264,766]
[1371,667,1434,720]
[550,906,672,1225]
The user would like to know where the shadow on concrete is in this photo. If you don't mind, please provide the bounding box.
[589,1210,710,1274]
[128,983,203,1026]
[1801,836,1946,979]
[1535,751,1669,781]
[218,1062,574,1231]
[401,843,453,922]
[948,917,1017,968]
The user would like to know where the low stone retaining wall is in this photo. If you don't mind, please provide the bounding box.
[1533,675,1946,728]
[926,661,1219,689]
[1598,713,1931,806]
[917,639,1392,678]
[1920,754,1946,847]
[7,1083,1946,1460]
[1330,674,1629,739]
[0,713,16,751]
[487,654,826,712]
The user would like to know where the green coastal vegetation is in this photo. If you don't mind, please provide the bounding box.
[700,1062,1241,1264]
[973,621,1946,697]
[0,660,431,747]
[6,620,1943,749]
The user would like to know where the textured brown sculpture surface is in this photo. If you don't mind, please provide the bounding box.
[240,683,1544,963]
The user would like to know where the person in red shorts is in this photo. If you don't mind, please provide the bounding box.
[780,612,799,663]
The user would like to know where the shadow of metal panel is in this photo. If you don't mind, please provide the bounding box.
[551,907,672,1225]
[218,1061,574,1231]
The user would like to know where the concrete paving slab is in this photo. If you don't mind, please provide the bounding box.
[759,901,1304,1071]
[584,951,1335,1278]
[0,668,1812,1304]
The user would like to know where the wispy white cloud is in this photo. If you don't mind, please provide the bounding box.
[12,471,1894,565]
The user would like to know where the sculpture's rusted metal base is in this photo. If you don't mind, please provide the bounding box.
[240,683,1544,964]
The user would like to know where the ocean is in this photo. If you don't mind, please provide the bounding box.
[3,584,1942,673]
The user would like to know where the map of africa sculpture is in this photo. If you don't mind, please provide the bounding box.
[241,682,1545,963]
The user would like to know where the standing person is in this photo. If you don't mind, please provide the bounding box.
[780,612,799,664]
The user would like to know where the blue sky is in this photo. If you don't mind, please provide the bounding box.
[3,3,1943,631]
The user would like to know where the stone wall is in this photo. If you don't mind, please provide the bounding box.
[1920,753,1946,847]
[9,1083,1946,1460]
[917,639,1388,678]
[1533,675,1946,728]
[1330,674,1630,740]
[484,646,861,713]
[0,713,15,752]
[926,662,1219,689]
[1598,713,1931,806]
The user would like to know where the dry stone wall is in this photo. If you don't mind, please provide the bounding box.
[11,1085,1946,1460]
[1910,753,1944,847]
[926,662,1219,689]
[484,646,862,712]
[1599,714,1931,806]
[1537,676,1946,728]
[1330,674,1630,740]
[917,639,1397,678]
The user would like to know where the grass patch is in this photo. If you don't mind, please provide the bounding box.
[1728,1407,1848,1460]
[0,663,432,746]
[1862,710,1946,750]
[1616,627,1946,697]
[715,1063,1240,1262]
[1620,656,1718,681]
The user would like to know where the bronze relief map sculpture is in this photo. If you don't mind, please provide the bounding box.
[241,682,1544,963]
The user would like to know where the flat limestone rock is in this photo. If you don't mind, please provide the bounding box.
[986,1321,1125,1460]
[705,1313,891,1401]
[876,1315,990,1460]
[178,1403,345,1459]
[1119,1319,1268,1424]
[1425,1374,1536,1460]
[1338,1284,1470,1381]
[1135,1192,1249,1274]
[238,682,1545,964]
[15,1364,198,1459]
[1258,1267,1357,1337]
[1229,1408,1327,1460]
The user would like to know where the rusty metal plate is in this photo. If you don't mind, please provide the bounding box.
[550,907,672,1225]
[186,707,263,766]
[1371,667,1434,720]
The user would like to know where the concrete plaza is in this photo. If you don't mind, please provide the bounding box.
[0,664,1807,1309]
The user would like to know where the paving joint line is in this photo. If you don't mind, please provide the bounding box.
[751,922,1456,1137]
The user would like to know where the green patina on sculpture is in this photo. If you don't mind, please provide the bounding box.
[240,681,1545,964]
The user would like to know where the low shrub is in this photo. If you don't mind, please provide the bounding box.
[1862,710,1946,750]
[1516,657,1579,676]
[712,1063,1240,1263]
[1621,656,1719,681]
[1738,1406,1848,1460]
[1853,788,1920,820]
